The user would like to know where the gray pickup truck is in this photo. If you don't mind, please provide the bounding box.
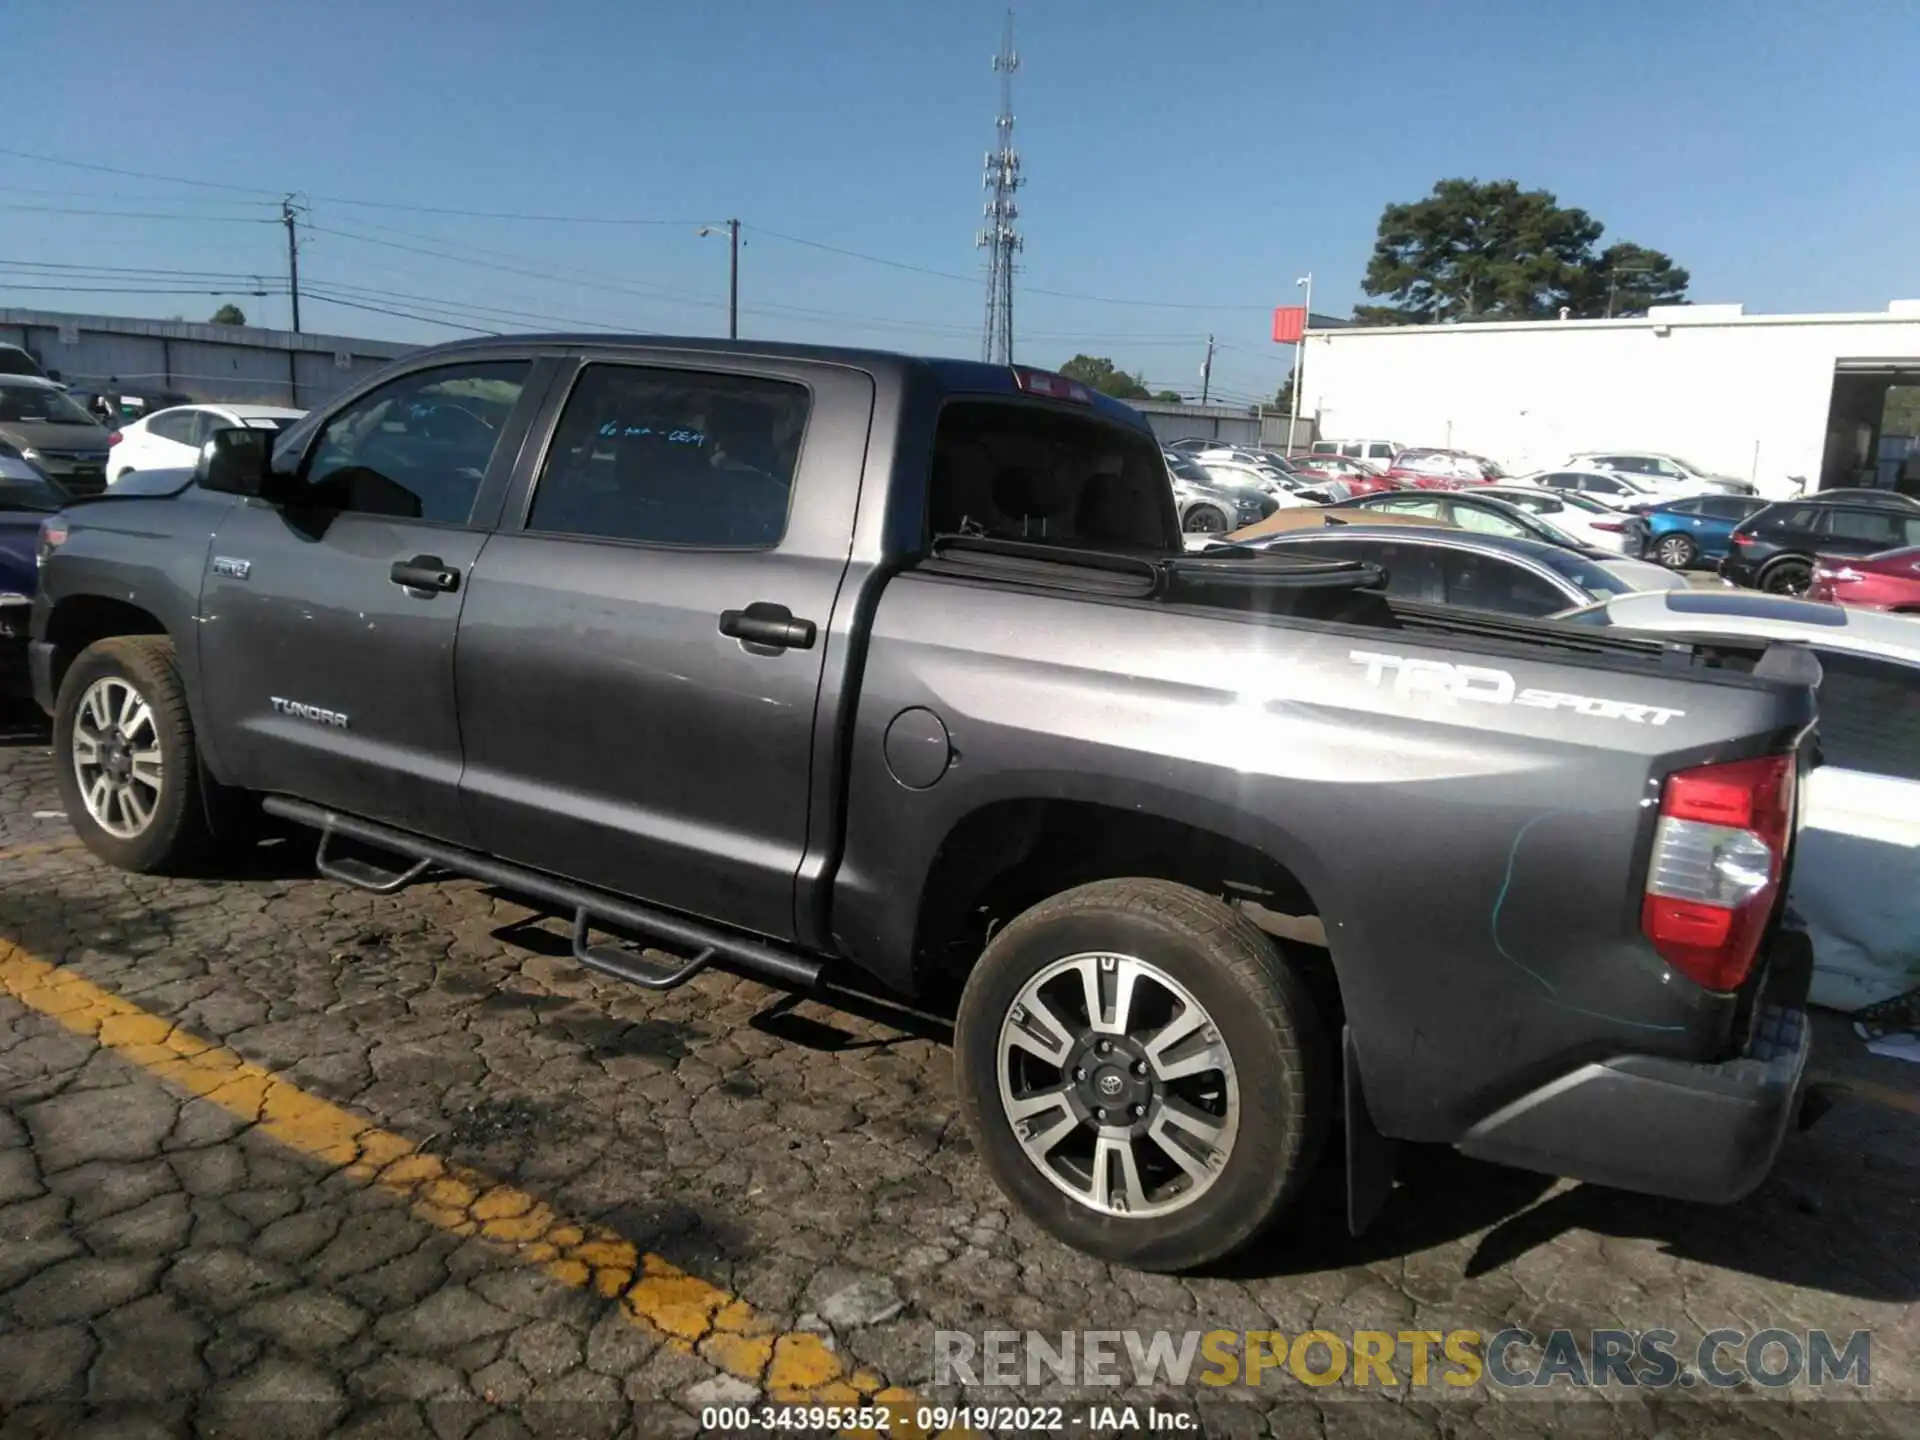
[28,339,1821,1271]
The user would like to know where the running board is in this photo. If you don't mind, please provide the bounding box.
[262,797,824,994]
[315,822,435,893]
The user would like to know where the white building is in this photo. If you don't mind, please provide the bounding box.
[1297,301,1920,499]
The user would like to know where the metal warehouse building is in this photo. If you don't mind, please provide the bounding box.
[1296,301,1920,500]
[0,307,413,409]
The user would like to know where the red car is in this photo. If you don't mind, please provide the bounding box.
[1383,448,1503,491]
[1284,453,1403,497]
[1807,546,1920,612]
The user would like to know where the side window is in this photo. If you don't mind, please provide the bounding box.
[1443,551,1567,616]
[1822,508,1903,548]
[1341,442,1362,458]
[148,411,197,445]
[1370,496,1442,518]
[304,362,529,523]
[1364,541,1443,602]
[1664,497,1704,516]
[1585,475,1625,495]
[1763,505,1818,532]
[527,363,809,548]
[1453,505,1528,538]
[1368,444,1394,460]
[1813,652,1920,781]
[1539,473,1574,491]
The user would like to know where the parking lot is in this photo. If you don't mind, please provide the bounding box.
[2,703,1917,1438]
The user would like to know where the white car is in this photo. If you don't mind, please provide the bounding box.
[1565,451,1757,499]
[1558,588,1920,1014]
[1476,485,1643,553]
[1508,467,1666,511]
[1197,460,1315,508]
[107,404,305,485]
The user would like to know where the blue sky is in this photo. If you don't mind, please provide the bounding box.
[1,0,1913,409]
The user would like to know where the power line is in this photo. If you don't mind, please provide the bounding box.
[0,146,282,197]
[0,201,276,223]
[295,291,494,334]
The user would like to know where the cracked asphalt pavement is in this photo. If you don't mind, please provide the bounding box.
[2,702,1917,1438]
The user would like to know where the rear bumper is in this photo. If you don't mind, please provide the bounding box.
[1456,1000,1811,1205]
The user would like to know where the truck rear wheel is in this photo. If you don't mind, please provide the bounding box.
[955,878,1330,1271]
[53,636,217,874]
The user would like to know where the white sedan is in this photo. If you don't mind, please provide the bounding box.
[107,404,305,485]
[1558,588,1920,1015]
[1196,460,1317,508]
[1506,467,1666,511]
[1477,485,1644,553]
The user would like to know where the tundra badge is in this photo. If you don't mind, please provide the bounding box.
[270,697,349,728]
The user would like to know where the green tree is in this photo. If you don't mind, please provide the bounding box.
[1153,389,1182,402]
[1354,179,1688,324]
[1270,374,1295,413]
[208,303,247,326]
[1058,354,1150,400]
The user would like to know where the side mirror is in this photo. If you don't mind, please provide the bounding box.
[196,427,274,497]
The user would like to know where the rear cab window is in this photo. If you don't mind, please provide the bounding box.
[929,400,1177,553]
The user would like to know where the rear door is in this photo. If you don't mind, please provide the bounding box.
[197,356,547,842]
[453,353,873,942]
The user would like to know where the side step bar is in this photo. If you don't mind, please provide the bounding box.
[261,797,823,994]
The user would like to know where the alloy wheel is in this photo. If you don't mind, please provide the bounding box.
[70,677,163,839]
[997,951,1240,1219]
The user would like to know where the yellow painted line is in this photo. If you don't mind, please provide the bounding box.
[0,837,84,863]
[0,940,959,1436]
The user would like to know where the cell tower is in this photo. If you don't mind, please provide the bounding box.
[977,10,1022,364]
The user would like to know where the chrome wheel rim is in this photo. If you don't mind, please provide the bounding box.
[1656,537,1690,567]
[71,677,163,839]
[997,951,1239,1219]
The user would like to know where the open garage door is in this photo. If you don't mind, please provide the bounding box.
[1823,359,1920,494]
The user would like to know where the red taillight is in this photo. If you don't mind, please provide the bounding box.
[1729,531,1752,548]
[1011,367,1095,404]
[1592,519,1625,532]
[1641,754,1795,991]
[107,431,122,446]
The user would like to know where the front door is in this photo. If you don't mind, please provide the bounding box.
[196,358,539,842]
[455,355,871,941]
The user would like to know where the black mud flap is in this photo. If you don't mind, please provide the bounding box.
[1344,1026,1401,1237]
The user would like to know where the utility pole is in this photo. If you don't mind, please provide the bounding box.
[281,196,302,334]
[700,219,742,338]
[977,10,1022,364]
[1200,334,1214,406]
[1288,273,1312,449]
[727,218,739,340]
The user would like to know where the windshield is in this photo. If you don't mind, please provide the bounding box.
[243,416,300,431]
[0,383,99,427]
[1164,453,1215,485]
[0,453,69,511]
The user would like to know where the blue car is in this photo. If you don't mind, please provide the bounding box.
[0,445,66,696]
[1638,494,1769,569]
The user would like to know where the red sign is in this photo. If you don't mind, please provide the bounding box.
[1271,305,1307,344]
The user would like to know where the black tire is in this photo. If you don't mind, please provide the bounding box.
[955,878,1330,1271]
[1183,505,1228,535]
[1653,533,1696,569]
[53,636,216,873]
[1760,557,1813,595]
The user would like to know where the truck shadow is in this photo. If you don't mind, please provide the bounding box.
[1219,1107,1918,1303]
[0,699,49,747]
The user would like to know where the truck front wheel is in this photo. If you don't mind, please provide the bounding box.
[53,636,218,874]
[955,878,1330,1271]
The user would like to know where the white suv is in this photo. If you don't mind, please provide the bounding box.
[1309,438,1401,464]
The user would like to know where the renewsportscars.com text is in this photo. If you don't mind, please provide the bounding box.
[934,1327,1872,1391]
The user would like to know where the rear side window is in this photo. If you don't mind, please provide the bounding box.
[1698,496,1761,521]
[1367,443,1394,459]
[1341,443,1362,458]
[147,411,201,445]
[1453,504,1530,538]
[1812,651,1920,781]
[1821,507,1908,548]
[1443,551,1568,616]
[930,401,1175,552]
[527,364,809,548]
[1584,475,1627,495]
[1663,497,1705,516]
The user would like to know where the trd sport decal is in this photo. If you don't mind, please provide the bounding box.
[1349,650,1687,726]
